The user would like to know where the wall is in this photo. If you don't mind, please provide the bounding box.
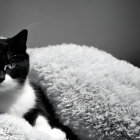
[0,0,140,67]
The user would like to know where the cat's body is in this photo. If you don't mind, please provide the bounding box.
[0,30,78,140]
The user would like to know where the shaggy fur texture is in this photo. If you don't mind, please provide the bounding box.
[0,114,32,140]
[0,44,140,139]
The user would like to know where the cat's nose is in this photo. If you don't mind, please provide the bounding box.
[0,71,5,83]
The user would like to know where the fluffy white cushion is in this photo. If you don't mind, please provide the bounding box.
[28,44,140,140]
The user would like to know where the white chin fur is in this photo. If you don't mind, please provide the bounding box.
[0,74,18,92]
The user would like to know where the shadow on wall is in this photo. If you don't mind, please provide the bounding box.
[0,0,140,67]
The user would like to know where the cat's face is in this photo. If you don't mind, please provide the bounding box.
[0,30,29,92]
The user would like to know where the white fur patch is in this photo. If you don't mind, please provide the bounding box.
[7,80,36,117]
[0,75,36,115]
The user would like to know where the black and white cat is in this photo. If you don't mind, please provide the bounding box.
[0,30,78,140]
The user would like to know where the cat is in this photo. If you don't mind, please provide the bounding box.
[0,30,79,140]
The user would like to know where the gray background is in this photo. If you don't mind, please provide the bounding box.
[0,0,140,67]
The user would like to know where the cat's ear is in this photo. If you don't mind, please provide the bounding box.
[8,29,28,52]
[12,29,28,44]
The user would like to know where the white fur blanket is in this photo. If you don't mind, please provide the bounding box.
[1,44,140,140]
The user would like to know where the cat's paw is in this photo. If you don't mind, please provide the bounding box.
[50,128,67,140]
[25,130,54,140]
[25,129,67,140]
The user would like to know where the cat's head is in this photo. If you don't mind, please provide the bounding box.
[0,29,29,92]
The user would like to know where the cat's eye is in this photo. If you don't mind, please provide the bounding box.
[4,63,16,71]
